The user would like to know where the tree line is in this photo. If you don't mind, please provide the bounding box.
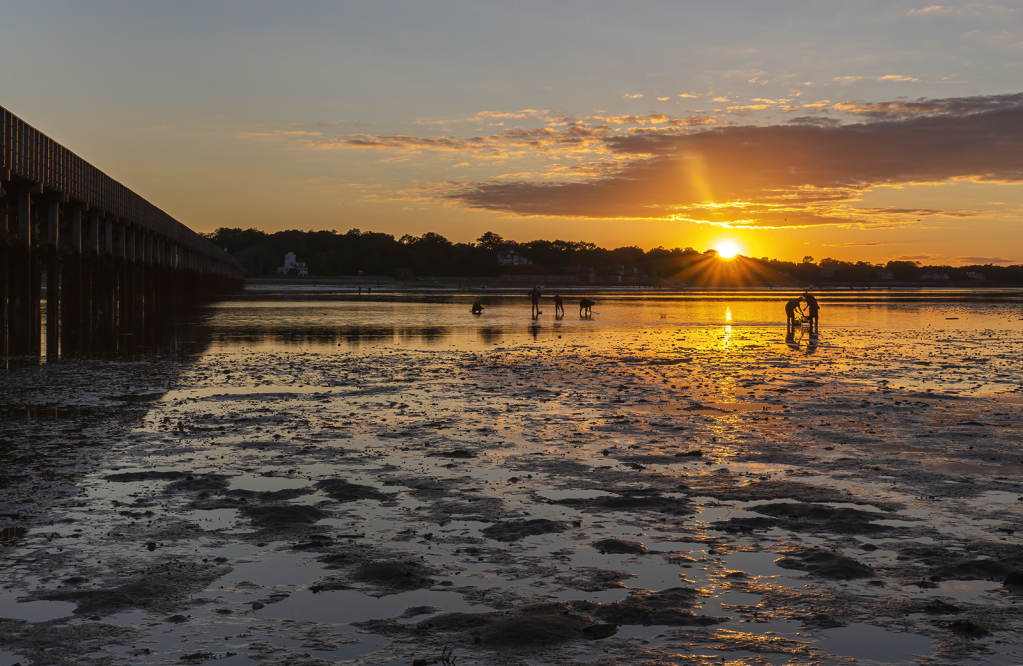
[202,227,1023,285]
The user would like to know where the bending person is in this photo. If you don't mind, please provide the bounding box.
[803,291,819,334]
[784,296,805,333]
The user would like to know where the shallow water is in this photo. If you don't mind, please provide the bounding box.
[2,287,1023,665]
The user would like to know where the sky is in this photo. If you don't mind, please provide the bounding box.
[2,1,1022,265]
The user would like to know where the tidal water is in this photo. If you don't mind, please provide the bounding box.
[2,286,1022,666]
[207,287,1023,350]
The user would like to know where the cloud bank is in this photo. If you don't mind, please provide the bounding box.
[438,93,1023,227]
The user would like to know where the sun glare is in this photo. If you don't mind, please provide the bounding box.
[716,241,740,259]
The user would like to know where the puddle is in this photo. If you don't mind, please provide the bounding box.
[214,549,324,588]
[268,587,490,624]
[0,649,31,666]
[924,460,1023,476]
[0,596,77,622]
[816,623,932,663]
[723,551,792,578]
[933,579,1003,600]
[538,489,615,501]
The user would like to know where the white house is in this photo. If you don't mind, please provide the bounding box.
[277,252,309,276]
[497,251,531,267]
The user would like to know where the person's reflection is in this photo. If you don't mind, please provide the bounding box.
[785,329,800,351]
[805,334,819,355]
[528,324,540,340]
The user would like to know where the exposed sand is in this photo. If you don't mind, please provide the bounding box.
[2,314,1022,665]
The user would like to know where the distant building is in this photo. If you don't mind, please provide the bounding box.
[876,270,894,280]
[965,272,986,281]
[394,267,414,279]
[920,272,950,281]
[277,252,308,276]
[497,251,532,266]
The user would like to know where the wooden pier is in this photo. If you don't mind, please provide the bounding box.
[1,105,245,357]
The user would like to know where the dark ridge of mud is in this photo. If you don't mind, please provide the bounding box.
[800,612,847,629]
[165,473,232,494]
[480,519,568,542]
[775,548,874,579]
[35,560,231,616]
[357,602,599,645]
[104,470,186,482]
[0,618,139,666]
[560,489,691,515]
[693,476,865,505]
[227,487,313,502]
[896,544,1023,580]
[431,449,475,458]
[556,566,634,591]
[931,558,1015,580]
[713,516,779,532]
[592,538,648,554]
[744,502,895,534]
[240,504,328,526]
[108,393,166,403]
[473,610,595,645]
[576,587,725,626]
[315,478,393,502]
[353,560,437,592]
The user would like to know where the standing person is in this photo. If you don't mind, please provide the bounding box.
[803,291,820,334]
[784,296,804,333]
[553,294,565,316]
[580,298,595,317]
[529,286,542,318]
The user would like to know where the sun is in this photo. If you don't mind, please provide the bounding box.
[716,240,740,259]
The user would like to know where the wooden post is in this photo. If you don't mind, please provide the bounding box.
[60,206,83,354]
[9,190,35,355]
[0,181,8,358]
[45,200,60,358]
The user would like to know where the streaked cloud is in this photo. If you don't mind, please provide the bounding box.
[958,255,1015,263]
[908,5,953,15]
[834,92,1023,117]
[823,242,898,247]
[623,93,644,99]
[878,74,920,82]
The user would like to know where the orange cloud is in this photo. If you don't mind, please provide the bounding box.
[442,93,1023,228]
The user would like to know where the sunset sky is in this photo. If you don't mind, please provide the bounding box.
[2,1,1022,265]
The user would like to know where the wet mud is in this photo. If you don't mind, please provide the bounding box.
[2,300,1023,665]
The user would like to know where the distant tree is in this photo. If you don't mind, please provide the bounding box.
[476,231,511,251]
[886,260,921,281]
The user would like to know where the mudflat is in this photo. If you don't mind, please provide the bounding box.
[1,292,1022,665]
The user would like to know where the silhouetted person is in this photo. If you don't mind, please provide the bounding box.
[803,291,819,334]
[785,297,804,333]
[580,298,595,316]
[553,294,564,316]
[529,286,542,318]
[471,299,484,315]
